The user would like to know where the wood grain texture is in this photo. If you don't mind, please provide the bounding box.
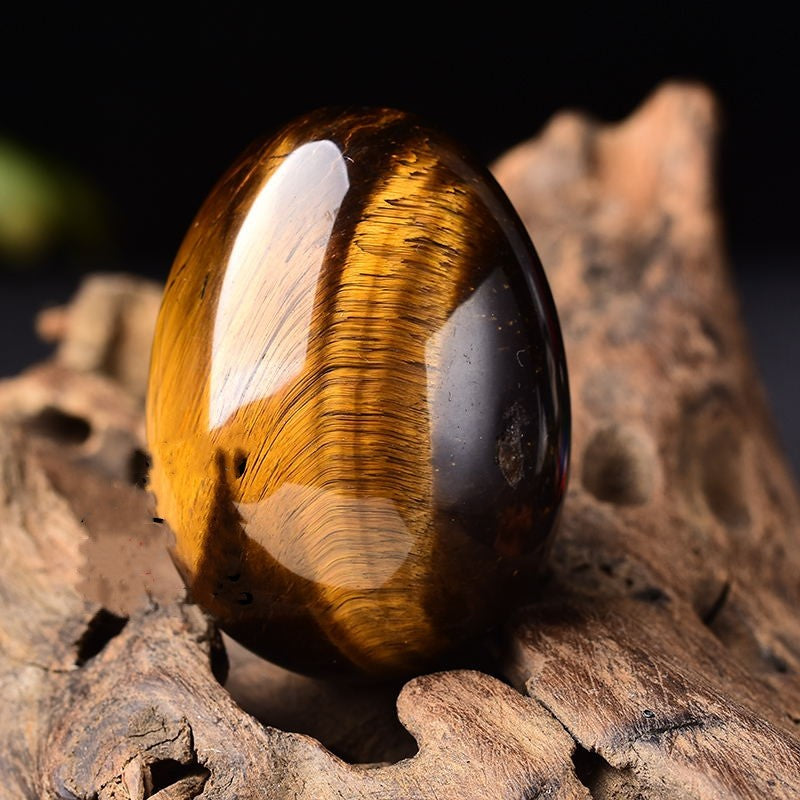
[509,596,800,798]
[493,82,800,798]
[1,82,799,799]
[146,108,568,676]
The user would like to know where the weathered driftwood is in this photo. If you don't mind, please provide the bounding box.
[37,273,162,400]
[1,82,799,799]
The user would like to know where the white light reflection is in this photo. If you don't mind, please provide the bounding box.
[209,140,349,429]
[236,484,413,590]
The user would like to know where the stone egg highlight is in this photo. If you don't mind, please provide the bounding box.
[146,108,570,677]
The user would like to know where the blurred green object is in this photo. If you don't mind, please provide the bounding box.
[0,139,106,266]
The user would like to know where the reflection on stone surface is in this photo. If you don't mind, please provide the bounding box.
[237,484,412,590]
[210,140,349,429]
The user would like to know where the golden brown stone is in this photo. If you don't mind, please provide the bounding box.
[146,109,569,677]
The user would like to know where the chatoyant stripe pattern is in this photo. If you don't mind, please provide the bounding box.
[146,108,569,677]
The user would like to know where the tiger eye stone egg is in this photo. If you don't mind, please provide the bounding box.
[146,108,569,678]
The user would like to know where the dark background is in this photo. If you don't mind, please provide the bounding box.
[1,9,797,472]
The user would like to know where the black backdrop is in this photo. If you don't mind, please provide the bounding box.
[1,8,798,469]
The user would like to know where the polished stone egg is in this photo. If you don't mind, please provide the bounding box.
[146,108,569,677]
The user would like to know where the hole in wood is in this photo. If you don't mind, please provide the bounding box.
[633,586,670,605]
[700,426,750,529]
[581,424,656,505]
[74,608,128,666]
[701,581,731,627]
[208,630,229,686]
[128,448,151,488]
[679,388,751,531]
[571,743,610,792]
[23,406,91,444]
[148,759,209,798]
[764,650,791,674]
